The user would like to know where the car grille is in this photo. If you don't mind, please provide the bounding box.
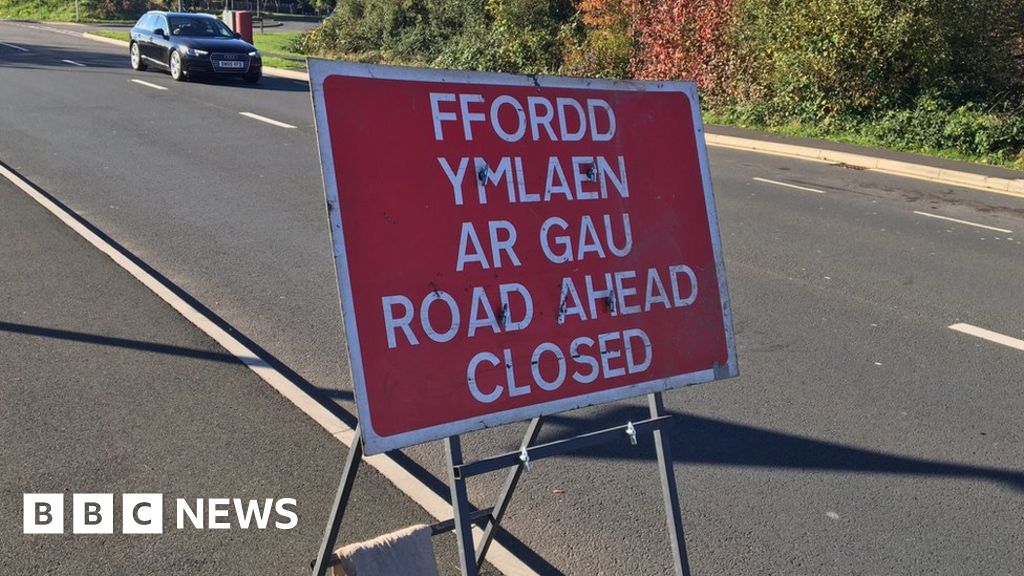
[210,52,251,73]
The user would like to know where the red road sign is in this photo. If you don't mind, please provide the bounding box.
[310,61,737,455]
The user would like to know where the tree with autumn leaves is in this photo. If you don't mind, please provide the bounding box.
[566,0,736,100]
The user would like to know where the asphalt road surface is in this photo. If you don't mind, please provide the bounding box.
[2,20,1023,575]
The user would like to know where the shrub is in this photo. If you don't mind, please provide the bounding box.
[630,0,736,101]
[296,0,570,72]
[435,0,571,74]
[727,0,1024,124]
[561,0,634,78]
[863,95,1024,160]
[292,0,429,60]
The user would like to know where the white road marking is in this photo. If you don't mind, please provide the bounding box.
[131,78,168,91]
[753,177,825,194]
[0,161,535,576]
[0,42,30,52]
[240,112,296,129]
[61,59,86,67]
[949,323,1024,352]
[912,211,1012,234]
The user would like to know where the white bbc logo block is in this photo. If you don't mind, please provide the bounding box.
[23,494,64,534]
[72,493,114,534]
[122,494,163,534]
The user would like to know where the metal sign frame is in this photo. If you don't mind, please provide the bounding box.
[309,59,738,456]
[311,392,692,576]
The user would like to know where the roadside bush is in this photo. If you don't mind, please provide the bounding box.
[631,0,736,101]
[727,0,1024,123]
[560,0,634,78]
[292,0,428,61]
[88,0,151,20]
[290,0,1024,167]
[296,0,570,72]
[863,96,1024,161]
[436,0,572,74]
[728,0,947,122]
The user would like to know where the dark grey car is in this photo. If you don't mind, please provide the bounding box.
[129,11,262,84]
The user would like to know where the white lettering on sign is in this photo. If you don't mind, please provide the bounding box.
[430,93,616,143]
[438,155,628,206]
[377,92,704,406]
[464,327,653,403]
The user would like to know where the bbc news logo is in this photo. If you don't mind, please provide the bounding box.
[23,494,298,534]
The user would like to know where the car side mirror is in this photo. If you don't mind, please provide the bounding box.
[233,32,241,39]
[153,28,166,38]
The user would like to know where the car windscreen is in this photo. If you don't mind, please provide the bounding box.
[168,16,234,38]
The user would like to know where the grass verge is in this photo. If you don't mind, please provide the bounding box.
[0,0,133,22]
[251,30,305,70]
[91,30,129,42]
[0,0,75,21]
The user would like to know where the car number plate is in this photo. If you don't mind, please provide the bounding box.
[217,60,245,69]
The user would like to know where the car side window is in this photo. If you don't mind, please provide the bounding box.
[135,14,152,31]
[154,15,168,34]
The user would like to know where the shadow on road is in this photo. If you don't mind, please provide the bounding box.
[187,73,309,93]
[539,404,1024,494]
[0,320,246,365]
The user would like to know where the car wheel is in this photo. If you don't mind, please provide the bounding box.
[129,42,146,71]
[243,70,261,84]
[169,50,186,81]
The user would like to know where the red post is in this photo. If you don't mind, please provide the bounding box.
[234,10,253,44]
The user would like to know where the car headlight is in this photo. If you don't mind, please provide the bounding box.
[248,50,260,58]
[184,47,209,57]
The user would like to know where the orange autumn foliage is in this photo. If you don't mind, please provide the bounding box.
[575,0,736,99]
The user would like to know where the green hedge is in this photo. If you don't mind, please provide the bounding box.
[728,0,1023,119]
[291,0,1024,166]
[294,0,572,73]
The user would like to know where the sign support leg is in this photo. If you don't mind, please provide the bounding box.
[446,435,479,576]
[649,393,692,576]
[474,416,544,568]
[311,425,363,576]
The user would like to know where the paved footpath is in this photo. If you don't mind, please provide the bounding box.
[0,176,478,574]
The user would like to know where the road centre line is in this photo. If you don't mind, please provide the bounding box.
[240,112,297,129]
[0,42,30,52]
[61,59,87,67]
[0,161,534,576]
[752,177,826,194]
[949,323,1024,353]
[131,78,168,91]
[912,211,1013,234]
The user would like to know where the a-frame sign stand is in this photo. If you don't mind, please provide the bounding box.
[310,391,691,576]
[308,59,738,576]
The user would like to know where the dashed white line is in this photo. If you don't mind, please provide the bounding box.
[0,161,534,575]
[240,112,297,129]
[752,177,826,194]
[61,59,87,67]
[912,211,1012,234]
[130,78,168,91]
[0,42,30,52]
[949,323,1024,352]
